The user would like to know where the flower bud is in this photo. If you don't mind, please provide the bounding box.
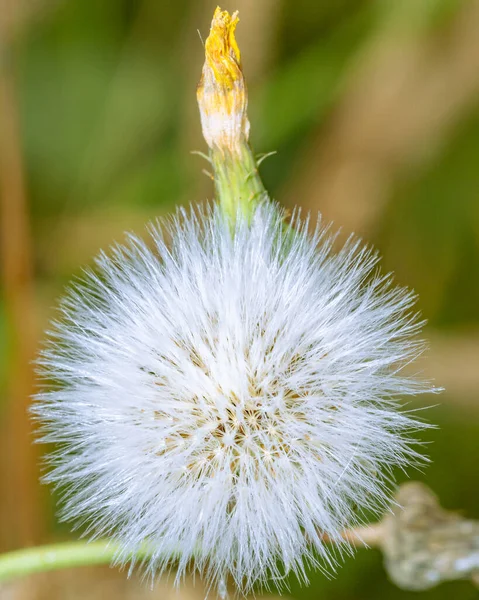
[197,7,250,155]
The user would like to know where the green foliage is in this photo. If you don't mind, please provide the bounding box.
[380,107,479,327]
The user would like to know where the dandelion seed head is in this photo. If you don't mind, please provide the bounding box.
[33,203,433,594]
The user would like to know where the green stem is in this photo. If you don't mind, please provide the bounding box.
[0,540,147,583]
[211,139,267,222]
[0,524,381,585]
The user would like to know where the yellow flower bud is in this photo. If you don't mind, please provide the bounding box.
[197,7,250,155]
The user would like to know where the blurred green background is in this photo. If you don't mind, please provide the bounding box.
[0,0,478,598]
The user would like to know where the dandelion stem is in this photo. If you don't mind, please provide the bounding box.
[210,143,267,222]
[0,541,137,584]
[0,524,384,585]
[324,523,384,547]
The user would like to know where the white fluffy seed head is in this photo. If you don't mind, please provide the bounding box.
[33,202,434,594]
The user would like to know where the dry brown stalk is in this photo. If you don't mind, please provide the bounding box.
[0,0,44,551]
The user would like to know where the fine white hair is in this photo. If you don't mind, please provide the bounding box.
[33,202,433,594]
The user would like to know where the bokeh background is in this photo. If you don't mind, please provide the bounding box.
[1,0,478,598]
